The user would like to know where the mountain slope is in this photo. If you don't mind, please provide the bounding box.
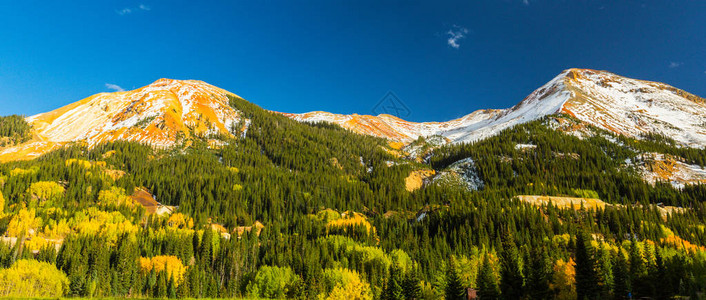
[0,79,247,161]
[2,68,705,163]
[285,68,706,147]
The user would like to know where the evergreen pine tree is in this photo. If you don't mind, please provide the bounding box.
[384,264,404,300]
[526,247,551,300]
[403,266,421,300]
[477,255,500,300]
[499,232,523,299]
[575,233,599,300]
[156,271,168,298]
[177,274,190,299]
[167,277,177,299]
[628,240,648,297]
[200,228,214,268]
[654,250,669,300]
[445,257,465,300]
[612,250,630,300]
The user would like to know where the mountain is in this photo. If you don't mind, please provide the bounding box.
[0,79,248,162]
[2,68,705,163]
[3,69,706,300]
[284,68,706,147]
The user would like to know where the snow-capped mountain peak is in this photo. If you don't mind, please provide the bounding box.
[0,79,247,161]
[284,68,706,147]
[2,69,705,162]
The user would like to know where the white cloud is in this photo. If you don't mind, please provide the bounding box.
[105,83,125,92]
[669,61,683,68]
[522,0,530,5]
[447,26,469,49]
[117,4,150,15]
[117,8,132,15]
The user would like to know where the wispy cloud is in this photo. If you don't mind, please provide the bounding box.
[522,0,530,6]
[669,61,683,68]
[105,83,125,92]
[116,4,150,15]
[447,25,469,49]
[117,8,132,15]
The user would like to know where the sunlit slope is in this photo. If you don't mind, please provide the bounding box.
[0,79,247,161]
[284,69,706,147]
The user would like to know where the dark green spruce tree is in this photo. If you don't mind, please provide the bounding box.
[477,254,501,300]
[383,264,404,300]
[575,233,600,300]
[526,246,552,300]
[499,232,523,299]
[445,257,465,300]
[611,250,630,300]
[402,266,421,300]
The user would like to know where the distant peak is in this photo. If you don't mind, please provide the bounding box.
[147,78,189,88]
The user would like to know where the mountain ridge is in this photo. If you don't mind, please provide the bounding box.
[2,68,705,162]
[287,68,706,147]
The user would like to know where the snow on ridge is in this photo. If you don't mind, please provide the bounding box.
[444,70,572,144]
[284,70,573,145]
[24,79,244,149]
[562,69,706,148]
[284,69,706,149]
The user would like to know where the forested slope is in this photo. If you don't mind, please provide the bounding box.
[0,96,705,299]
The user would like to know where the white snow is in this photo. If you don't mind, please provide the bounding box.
[639,153,706,189]
[515,143,537,150]
[433,157,485,191]
[24,79,245,150]
[286,69,706,149]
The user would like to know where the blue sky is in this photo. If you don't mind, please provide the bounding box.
[1,1,705,122]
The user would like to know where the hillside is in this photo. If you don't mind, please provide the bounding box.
[1,70,706,299]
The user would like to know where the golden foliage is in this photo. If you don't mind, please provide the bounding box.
[9,167,38,177]
[43,218,72,240]
[517,195,606,210]
[326,212,375,235]
[27,181,65,202]
[235,221,265,237]
[662,234,706,253]
[552,233,571,248]
[102,150,116,159]
[551,258,576,300]
[167,213,194,229]
[98,186,133,207]
[404,169,435,192]
[103,168,126,180]
[320,268,372,300]
[139,255,187,284]
[24,236,49,252]
[0,259,69,298]
[7,208,42,237]
[65,158,93,169]
[71,208,139,243]
[388,141,405,150]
